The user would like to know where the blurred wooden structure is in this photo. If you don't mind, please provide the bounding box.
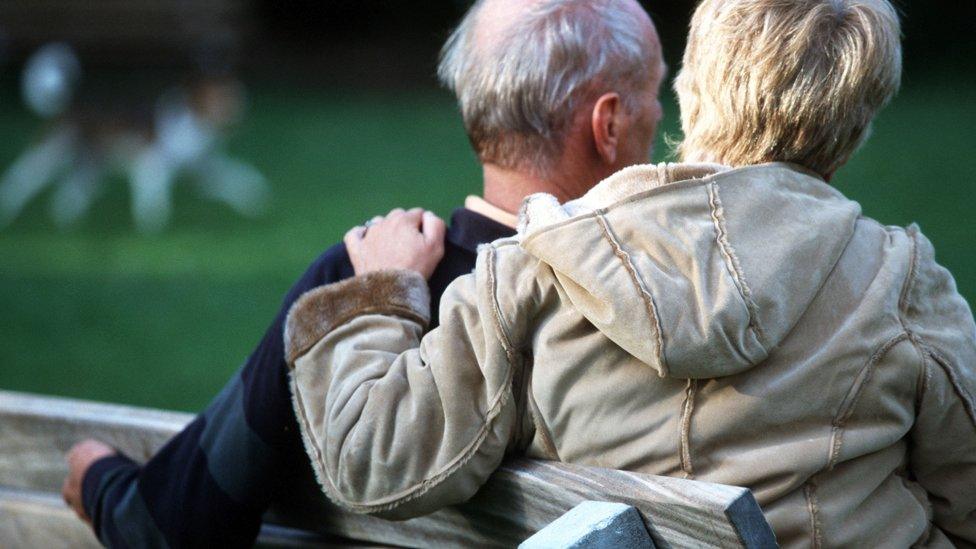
[0,390,777,548]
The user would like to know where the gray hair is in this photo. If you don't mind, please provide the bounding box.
[438,0,660,174]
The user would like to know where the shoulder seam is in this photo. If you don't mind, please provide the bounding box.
[827,332,912,470]
[917,342,976,428]
[897,225,921,317]
[594,211,668,376]
[804,480,823,549]
[483,245,519,358]
[707,182,769,351]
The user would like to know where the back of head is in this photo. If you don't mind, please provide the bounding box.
[439,0,662,176]
[676,0,902,178]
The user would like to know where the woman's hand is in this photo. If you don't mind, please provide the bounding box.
[344,208,446,279]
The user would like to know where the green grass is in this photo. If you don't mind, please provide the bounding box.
[1,77,974,412]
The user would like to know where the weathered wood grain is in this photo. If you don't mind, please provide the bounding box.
[270,457,776,549]
[0,390,777,548]
[0,487,102,549]
[518,501,655,548]
[0,487,370,549]
[0,390,192,492]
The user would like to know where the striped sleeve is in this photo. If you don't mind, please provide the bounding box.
[80,244,355,548]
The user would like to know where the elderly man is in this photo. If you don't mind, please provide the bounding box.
[61,0,665,546]
[286,0,975,546]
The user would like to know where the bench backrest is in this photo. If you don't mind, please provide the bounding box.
[0,390,776,548]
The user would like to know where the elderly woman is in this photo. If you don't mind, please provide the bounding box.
[285,0,975,546]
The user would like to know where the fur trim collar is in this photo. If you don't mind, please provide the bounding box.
[518,162,729,235]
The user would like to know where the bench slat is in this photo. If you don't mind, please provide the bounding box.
[0,487,364,549]
[0,390,192,492]
[0,487,102,548]
[0,390,776,548]
[271,458,774,548]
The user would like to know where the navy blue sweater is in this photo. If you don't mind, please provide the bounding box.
[82,208,515,548]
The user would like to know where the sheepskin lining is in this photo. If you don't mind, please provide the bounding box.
[283,269,431,366]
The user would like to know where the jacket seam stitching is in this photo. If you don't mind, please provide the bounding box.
[827,332,911,470]
[525,377,561,461]
[485,246,538,454]
[484,245,519,356]
[594,212,668,376]
[917,343,976,427]
[898,226,920,314]
[907,335,929,412]
[679,379,698,478]
[896,228,930,408]
[896,228,976,427]
[706,182,768,350]
[804,480,823,549]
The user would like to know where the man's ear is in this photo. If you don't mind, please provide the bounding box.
[591,92,622,166]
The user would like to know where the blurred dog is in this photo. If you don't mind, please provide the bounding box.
[0,43,267,233]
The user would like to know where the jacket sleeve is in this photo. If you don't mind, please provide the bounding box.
[902,227,976,545]
[284,248,525,519]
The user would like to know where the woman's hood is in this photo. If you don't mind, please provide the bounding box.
[517,162,861,379]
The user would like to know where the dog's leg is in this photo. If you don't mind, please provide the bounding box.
[130,147,175,234]
[50,154,104,229]
[0,126,76,227]
[194,153,269,217]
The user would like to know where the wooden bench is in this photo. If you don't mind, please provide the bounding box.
[0,390,777,548]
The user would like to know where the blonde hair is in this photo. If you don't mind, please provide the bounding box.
[675,0,902,177]
[439,0,661,175]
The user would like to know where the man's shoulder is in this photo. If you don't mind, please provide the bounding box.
[287,208,517,309]
[307,242,354,281]
[282,243,355,308]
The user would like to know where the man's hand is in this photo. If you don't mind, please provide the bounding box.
[62,439,116,525]
[345,208,446,279]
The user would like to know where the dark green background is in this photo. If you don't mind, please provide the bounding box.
[1,1,974,411]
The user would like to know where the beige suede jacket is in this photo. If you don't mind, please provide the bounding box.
[285,163,976,548]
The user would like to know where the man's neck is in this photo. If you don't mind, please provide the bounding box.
[464,196,519,228]
[480,163,585,215]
